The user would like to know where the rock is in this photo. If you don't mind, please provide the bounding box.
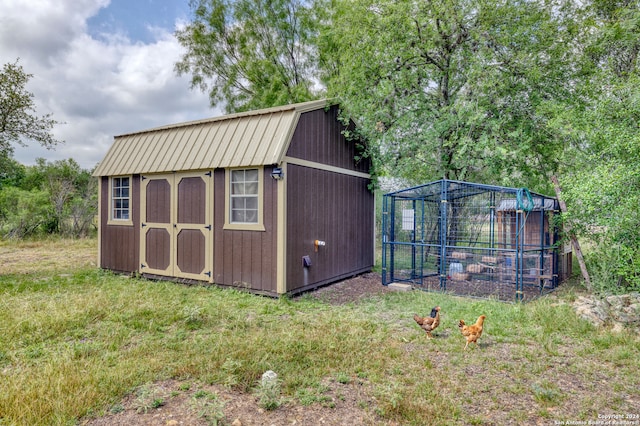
[387,283,412,291]
[231,419,242,426]
[576,308,606,326]
[574,293,640,331]
[612,305,640,324]
[626,303,640,315]
[591,304,609,323]
[573,296,608,326]
[606,294,632,308]
[611,311,633,324]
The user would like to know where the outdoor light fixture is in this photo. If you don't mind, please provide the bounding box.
[271,167,284,180]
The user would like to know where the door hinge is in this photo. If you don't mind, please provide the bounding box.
[141,263,146,269]
[205,171,212,177]
[205,224,212,230]
[205,271,211,277]
[141,223,146,227]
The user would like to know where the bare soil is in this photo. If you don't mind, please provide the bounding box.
[82,273,396,426]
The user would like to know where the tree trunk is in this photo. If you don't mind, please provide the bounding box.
[550,175,592,291]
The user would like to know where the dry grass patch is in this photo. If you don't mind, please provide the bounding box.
[0,237,96,274]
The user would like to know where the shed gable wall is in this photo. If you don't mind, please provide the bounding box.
[285,105,370,173]
[283,105,374,293]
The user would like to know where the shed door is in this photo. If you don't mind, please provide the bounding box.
[140,171,213,281]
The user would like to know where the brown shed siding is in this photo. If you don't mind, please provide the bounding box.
[286,105,370,173]
[213,168,278,294]
[285,164,373,292]
[283,105,374,293]
[99,175,140,273]
[499,211,550,249]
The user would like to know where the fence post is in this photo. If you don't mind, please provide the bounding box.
[382,194,389,285]
[439,180,448,291]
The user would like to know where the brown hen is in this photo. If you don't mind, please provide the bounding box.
[458,315,486,350]
[413,306,441,339]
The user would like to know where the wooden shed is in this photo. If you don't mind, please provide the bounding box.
[93,100,374,296]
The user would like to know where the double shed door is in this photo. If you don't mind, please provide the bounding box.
[140,171,213,281]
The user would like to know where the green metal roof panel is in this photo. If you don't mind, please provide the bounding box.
[93,99,329,176]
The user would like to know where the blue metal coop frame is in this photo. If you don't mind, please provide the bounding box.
[381,179,564,302]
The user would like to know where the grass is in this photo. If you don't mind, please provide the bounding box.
[190,390,226,423]
[1,238,639,425]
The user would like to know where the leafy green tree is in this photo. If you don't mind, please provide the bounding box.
[0,60,62,158]
[0,186,53,238]
[321,0,596,273]
[322,0,580,191]
[559,1,640,293]
[0,158,97,238]
[175,0,324,113]
[324,0,479,182]
[0,154,26,189]
[32,158,96,236]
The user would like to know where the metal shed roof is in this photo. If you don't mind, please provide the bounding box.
[93,99,330,177]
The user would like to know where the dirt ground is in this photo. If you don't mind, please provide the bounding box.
[83,273,396,426]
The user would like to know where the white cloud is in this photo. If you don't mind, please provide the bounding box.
[0,0,215,170]
[0,0,108,66]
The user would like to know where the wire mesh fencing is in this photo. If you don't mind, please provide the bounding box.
[382,179,571,302]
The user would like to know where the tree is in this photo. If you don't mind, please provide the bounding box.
[558,1,640,293]
[0,59,62,158]
[0,154,25,189]
[322,0,580,191]
[31,158,96,236]
[0,185,53,238]
[324,0,482,183]
[321,0,592,261]
[175,0,324,113]
[0,158,97,238]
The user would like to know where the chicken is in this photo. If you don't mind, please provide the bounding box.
[458,315,486,350]
[413,306,441,339]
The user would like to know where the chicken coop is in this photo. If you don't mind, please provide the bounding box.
[381,179,572,302]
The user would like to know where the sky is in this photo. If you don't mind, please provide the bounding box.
[0,0,219,170]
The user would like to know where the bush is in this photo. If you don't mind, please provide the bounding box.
[0,186,54,238]
[586,239,640,295]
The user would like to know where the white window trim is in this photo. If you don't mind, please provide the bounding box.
[107,175,133,226]
[224,167,265,231]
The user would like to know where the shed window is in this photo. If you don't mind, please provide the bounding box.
[230,169,259,223]
[111,176,130,220]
